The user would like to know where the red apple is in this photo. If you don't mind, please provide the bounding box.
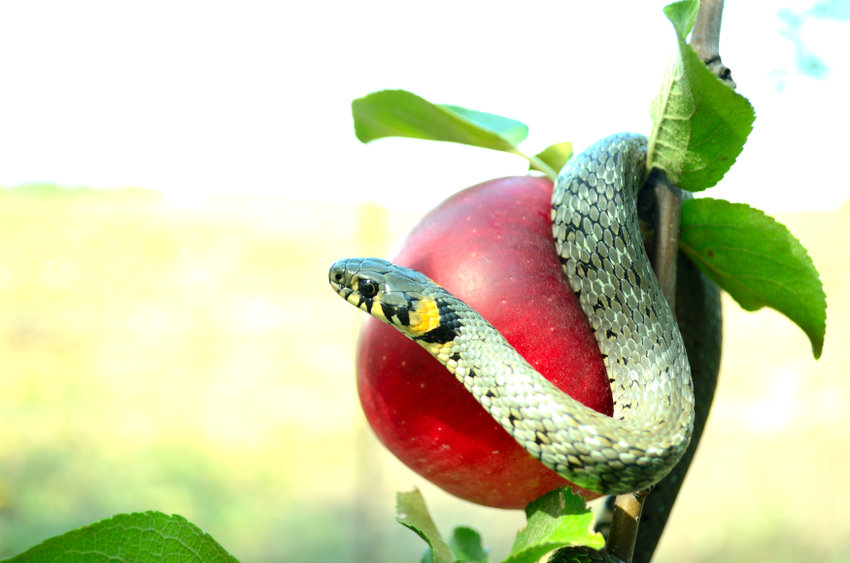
[355,176,613,509]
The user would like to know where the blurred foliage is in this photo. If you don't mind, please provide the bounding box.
[0,188,385,560]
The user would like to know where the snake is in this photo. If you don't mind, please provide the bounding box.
[328,133,694,495]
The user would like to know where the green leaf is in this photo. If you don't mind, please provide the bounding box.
[448,527,489,563]
[533,142,573,175]
[440,104,529,145]
[351,90,558,180]
[396,488,454,563]
[5,511,238,562]
[647,0,756,191]
[680,198,826,358]
[353,90,523,152]
[503,488,604,563]
[663,0,699,36]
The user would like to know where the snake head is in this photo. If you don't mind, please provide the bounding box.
[329,257,451,340]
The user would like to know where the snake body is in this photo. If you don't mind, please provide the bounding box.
[329,133,694,494]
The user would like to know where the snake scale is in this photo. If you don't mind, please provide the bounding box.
[329,133,694,494]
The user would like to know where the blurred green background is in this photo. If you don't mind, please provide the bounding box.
[1,185,848,561]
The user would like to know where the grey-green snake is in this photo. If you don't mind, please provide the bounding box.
[329,133,694,494]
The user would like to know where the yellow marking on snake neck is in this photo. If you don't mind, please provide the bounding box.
[409,298,441,336]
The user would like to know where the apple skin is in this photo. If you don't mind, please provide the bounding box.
[355,176,613,509]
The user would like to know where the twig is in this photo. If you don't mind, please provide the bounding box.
[691,0,736,88]
[631,238,723,563]
[608,2,735,558]
[604,1,736,558]
[605,175,682,562]
[606,490,648,562]
[648,182,683,311]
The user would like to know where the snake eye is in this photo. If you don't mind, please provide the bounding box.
[358,279,379,299]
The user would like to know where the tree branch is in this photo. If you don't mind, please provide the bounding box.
[589,4,735,560]
[606,490,648,562]
[648,181,683,311]
[604,173,682,563]
[607,2,735,559]
[691,0,736,88]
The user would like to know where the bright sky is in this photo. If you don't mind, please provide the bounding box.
[0,1,846,211]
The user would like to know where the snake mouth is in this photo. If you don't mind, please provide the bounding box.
[330,280,358,306]
[330,281,350,299]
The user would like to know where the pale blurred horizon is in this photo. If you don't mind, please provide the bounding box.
[1,1,848,212]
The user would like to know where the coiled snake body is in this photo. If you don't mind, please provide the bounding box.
[329,133,694,494]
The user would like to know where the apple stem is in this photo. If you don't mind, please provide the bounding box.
[518,150,559,181]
